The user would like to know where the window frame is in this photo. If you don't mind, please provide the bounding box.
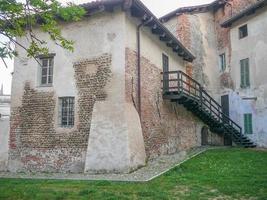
[58,97,75,128]
[240,58,250,88]
[239,24,248,39]
[219,53,226,72]
[38,54,55,86]
[244,113,253,134]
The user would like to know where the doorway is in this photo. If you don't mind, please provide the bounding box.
[221,95,232,146]
[221,95,229,123]
[201,126,209,146]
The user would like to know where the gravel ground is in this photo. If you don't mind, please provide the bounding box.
[0,146,217,182]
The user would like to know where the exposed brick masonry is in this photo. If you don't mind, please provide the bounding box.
[176,14,191,50]
[126,48,201,159]
[74,53,112,145]
[9,54,112,172]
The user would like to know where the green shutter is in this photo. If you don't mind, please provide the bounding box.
[245,59,250,87]
[240,61,245,88]
[240,59,250,88]
[244,114,248,134]
[244,114,253,134]
[248,114,253,134]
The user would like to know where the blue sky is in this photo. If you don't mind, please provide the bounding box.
[0,0,213,94]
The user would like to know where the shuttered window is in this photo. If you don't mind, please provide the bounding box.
[240,58,250,88]
[219,53,226,71]
[244,113,253,134]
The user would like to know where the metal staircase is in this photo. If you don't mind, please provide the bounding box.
[162,70,256,148]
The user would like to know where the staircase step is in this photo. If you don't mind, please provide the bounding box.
[245,144,257,148]
[162,74,256,149]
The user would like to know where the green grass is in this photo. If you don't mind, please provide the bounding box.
[0,148,267,200]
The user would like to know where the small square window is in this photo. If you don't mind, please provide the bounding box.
[219,53,226,72]
[59,97,75,128]
[239,24,248,39]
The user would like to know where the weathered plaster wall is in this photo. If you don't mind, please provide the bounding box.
[124,15,223,158]
[10,9,146,173]
[125,14,187,72]
[228,7,267,147]
[214,0,258,90]
[161,0,265,148]
[125,48,204,158]
[0,117,9,171]
[166,12,221,100]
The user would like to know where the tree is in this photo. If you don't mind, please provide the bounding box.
[0,0,86,67]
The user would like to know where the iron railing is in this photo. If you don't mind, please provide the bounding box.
[162,70,243,144]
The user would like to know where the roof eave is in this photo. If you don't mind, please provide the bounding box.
[132,0,195,61]
[79,0,195,62]
[221,0,267,28]
[160,0,226,22]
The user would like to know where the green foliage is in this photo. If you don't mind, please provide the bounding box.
[0,0,86,60]
[0,148,267,199]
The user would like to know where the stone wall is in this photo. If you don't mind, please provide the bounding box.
[126,48,207,159]
[8,54,112,173]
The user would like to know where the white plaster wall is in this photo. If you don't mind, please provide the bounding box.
[162,17,178,38]
[229,7,267,147]
[12,9,146,173]
[125,13,186,72]
[0,117,9,171]
[12,9,127,133]
[12,9,126,107]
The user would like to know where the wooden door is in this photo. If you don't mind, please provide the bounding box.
[221,95,229,123]
[201,126,209,146]
[162,54,169,92]
[221,95,232,146]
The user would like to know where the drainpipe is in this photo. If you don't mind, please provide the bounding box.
[137,17,153,119]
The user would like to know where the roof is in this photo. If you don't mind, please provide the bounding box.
[221,0,267,28]
[79,0,195,62]
[160,0,226,22]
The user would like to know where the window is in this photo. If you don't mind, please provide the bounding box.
[240,58,250,88]
[239,24,248,39]
[40,56,54,85]
[59,97,75,127]
[244,113,253,134]
[219,53,226,72]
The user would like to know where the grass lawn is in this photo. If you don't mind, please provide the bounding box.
[0,148,267,200]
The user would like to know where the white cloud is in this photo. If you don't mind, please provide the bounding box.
[0,0,213,94]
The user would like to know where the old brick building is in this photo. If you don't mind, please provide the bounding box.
[4,0,264,174]
[161,0,267,147]
[7,0,206,174]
